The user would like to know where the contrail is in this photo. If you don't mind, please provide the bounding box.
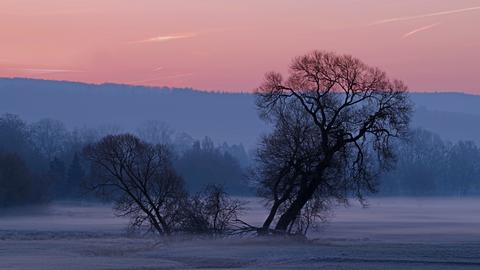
[371,6,480,25]
[130,33,197,44]
[7,68,84,74]
[0,9,97,16]
[128,73,194,84]
[402,23,440,39]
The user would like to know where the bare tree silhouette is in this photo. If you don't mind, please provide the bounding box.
[181,184,244,235]
[83,134,187,235]
[255,50,412,233]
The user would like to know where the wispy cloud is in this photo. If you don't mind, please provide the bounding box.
[128,73,194,84]
[371,6,480,25]
[402,23,441,39]
[129,28,229,45]
[36,9,97,15]
[130,33,197,44]
[162,73,194,79]
[6,68,84,74]
[0,9,97,16]
[465,42,480,48]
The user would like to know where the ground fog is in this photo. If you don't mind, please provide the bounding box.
[1,198,480,269]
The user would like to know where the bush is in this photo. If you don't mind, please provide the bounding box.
[181,185,244,235]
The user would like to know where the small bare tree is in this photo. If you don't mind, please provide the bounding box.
[83,134,187,235]
[255,50,412,233]
[181,185,243,235]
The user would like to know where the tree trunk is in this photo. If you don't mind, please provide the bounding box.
[149,216,165,235]
[262,200,281,231]
[274,184,317,232]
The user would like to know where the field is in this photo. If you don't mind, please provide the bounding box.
[1,198,480,269]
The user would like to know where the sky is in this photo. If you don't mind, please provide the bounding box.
[0,0,479,93]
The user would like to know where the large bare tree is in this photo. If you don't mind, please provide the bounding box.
[255,50,412,233]
[83,134,187,235]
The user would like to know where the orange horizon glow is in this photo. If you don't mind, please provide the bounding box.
[1,0,479,93]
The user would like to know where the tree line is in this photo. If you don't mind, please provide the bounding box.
[380,128,480,196]
[0,115,249,208]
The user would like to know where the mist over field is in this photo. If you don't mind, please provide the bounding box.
[1,198,480,269]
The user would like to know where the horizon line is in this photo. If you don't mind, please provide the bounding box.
[0,76,477,96]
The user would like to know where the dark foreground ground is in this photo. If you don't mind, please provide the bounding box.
[1,198,480,269]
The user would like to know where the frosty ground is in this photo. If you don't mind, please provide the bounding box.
[1,198,480,269]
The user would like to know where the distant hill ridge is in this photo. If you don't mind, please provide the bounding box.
[2,77,480,148]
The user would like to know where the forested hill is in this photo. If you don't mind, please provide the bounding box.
[2,77,480,148]
[0,78,266,148]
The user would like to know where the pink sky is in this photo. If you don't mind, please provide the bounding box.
[0,0,479,92]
